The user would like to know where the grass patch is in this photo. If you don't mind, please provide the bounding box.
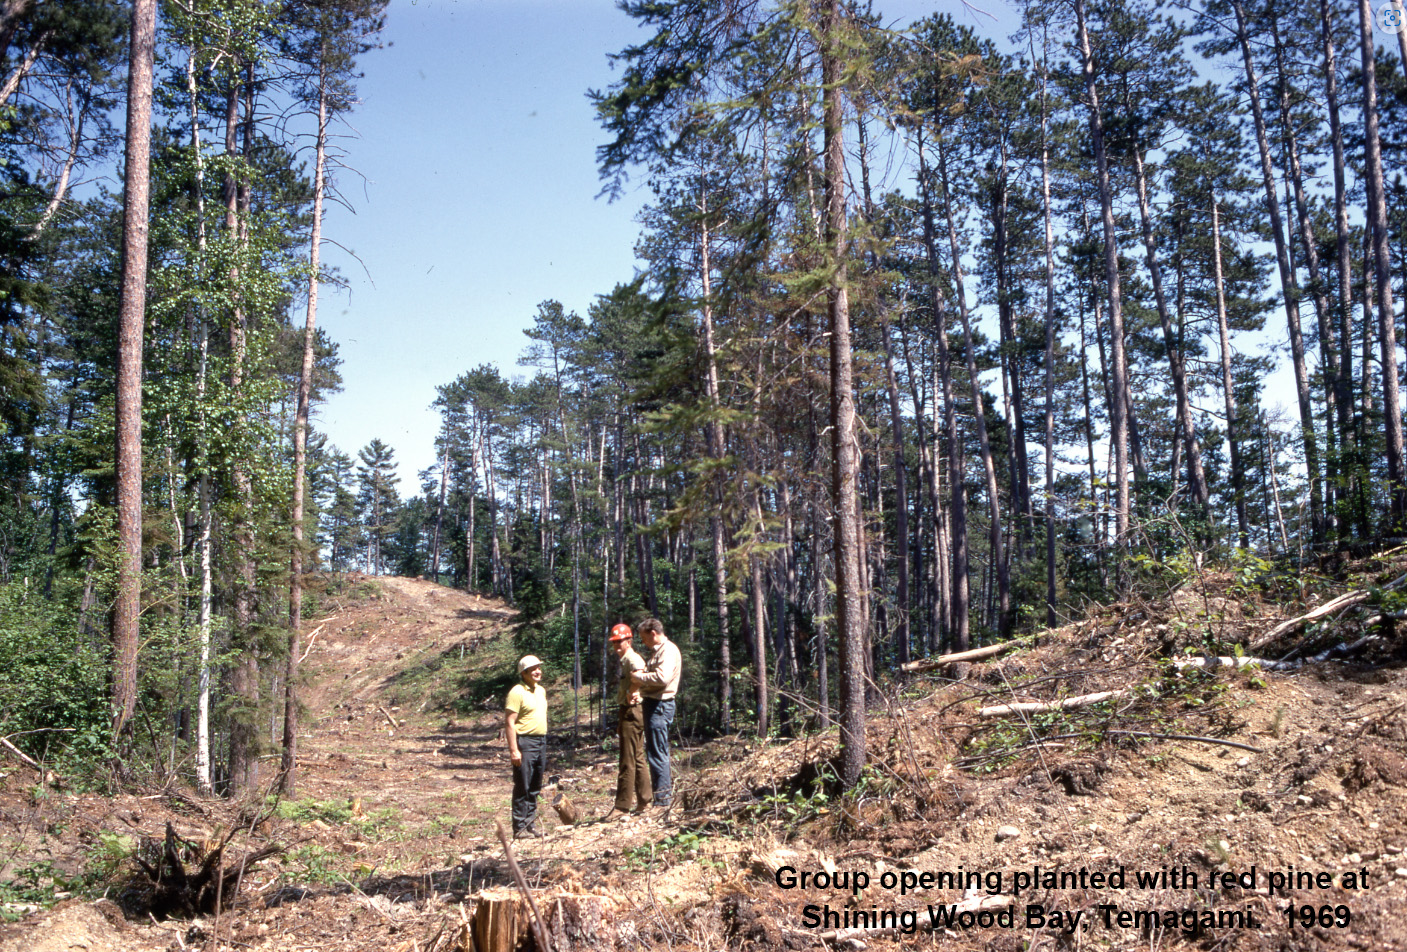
[275,797,356,825]
[285,845,342,885]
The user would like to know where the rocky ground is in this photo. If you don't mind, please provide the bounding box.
[2,560,1407,951]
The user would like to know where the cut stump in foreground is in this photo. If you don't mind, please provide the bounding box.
[471,888,618,952]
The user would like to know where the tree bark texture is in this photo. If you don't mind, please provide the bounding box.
[112,0,158,749]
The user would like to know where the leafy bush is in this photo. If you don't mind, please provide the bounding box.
[0,582,111,772]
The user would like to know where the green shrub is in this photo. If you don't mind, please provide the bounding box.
[0,583,111,772]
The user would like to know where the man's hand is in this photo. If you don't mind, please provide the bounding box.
[629,690,641,705]
[510,749,522,767]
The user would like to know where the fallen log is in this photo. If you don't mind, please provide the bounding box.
[1250,591,1369,648]
[0,735,42,772]
[1250,569,1407,649]
[1172,656,1297,672]
[978,690,1126,718]
[901,641,1023,673]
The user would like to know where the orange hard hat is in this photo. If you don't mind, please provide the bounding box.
[608,623,633,642]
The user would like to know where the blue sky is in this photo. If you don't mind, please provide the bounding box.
[311,0,1020,492]
[312,0,651,490]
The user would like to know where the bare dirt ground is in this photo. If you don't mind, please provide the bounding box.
[3,565,1407,951]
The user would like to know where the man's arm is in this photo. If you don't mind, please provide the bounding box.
[506,710,521,765]
[627,654,643,704]
[632,644,680,689]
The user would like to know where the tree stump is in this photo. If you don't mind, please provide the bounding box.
[470,889,618,952]
[470,889,524,952]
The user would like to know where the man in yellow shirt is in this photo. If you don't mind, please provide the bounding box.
[505,655,547,838]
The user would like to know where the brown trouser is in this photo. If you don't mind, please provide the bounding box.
[615,703,652,811]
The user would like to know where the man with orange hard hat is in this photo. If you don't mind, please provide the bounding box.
[601,623,650,821]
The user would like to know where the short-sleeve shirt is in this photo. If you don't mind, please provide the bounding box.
[617,647,645,706]
[505,682,547,736]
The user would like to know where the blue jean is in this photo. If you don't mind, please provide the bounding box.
[642,697,675,805]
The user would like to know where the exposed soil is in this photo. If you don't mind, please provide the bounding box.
[2,566,1407,951]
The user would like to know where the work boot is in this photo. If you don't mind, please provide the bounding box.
[600,808,630,822]
[515,826,542,839]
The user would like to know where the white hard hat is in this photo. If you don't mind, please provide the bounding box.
[518,655,543,674]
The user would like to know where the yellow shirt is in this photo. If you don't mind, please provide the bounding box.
[505,682,547,735]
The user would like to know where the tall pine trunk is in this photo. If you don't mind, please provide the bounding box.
[112,0,158,754]
[916,141,967,651]
[936,133,1011,638]
[1356,0,1406,524]
[1230,0,1324,543]
[1320,0,1359,537]
[1270,12,1340,529]
[819,0,865,786]
[1133,150,1209,510]
[282,57,329,796]
[1035,21,1058,627]
[1211,198,1250,549]
[1074,0,1132,547]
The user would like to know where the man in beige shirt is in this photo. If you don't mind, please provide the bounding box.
[631,618,681,812]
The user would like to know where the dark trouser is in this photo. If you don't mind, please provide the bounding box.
[511,733,546,833]
[642,697,675,805]
[615,703,651,811]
